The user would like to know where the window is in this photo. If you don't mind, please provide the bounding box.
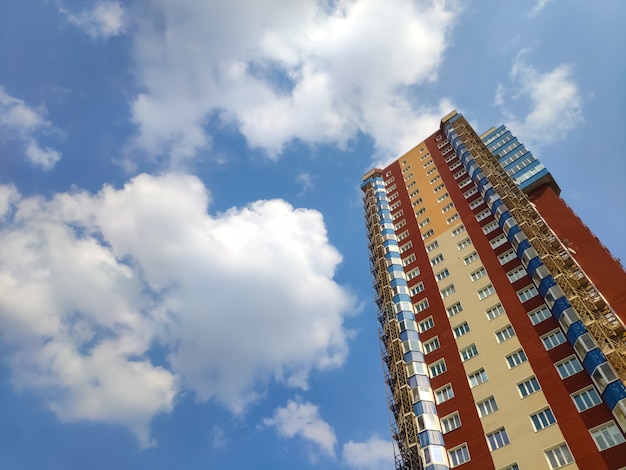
[453,322,470,338]
[447,302,463,317]
[426,240,439,252]
[451,225,466,237]
[423,159,433,167]
[463,187,478,198]
[422,228,434,239]
[410,282,425,296]
[460,344,478,361]
[402,253,416,266]
[572,386,602,411]
[464,252,478,265]
[418,317,434,332]
[555,356,583,379]
[517,285,539,302]
[430,175,441,184]
[415,298,430,313]
[489,234,507,248]
[475,209,491,221]
[447,213,460,224]
[495,325,516,343]
[415,206,426,216]
[395,219,407,230]
[409,189,420,198]
[449,160,462,171]
[435,384,454,404]
[590,421,626,450]
[498,249,516,265]
[441,284,456,298]
[468,197,484,209]
[541,329,566,350]
[500,464,519,470]
[433,183,445,192]
[436,268,450,281]
[418,217,431,228]
[448,444,470,467]
[486,303,505,320]
[411,197,423,207]
[441,413,461,433]
[390,201,402,211]
[459,177,472,188]
[531,408,556,431]
[407,267,420,280]
[468,368,488,388]
[506,349,528,368]
[423,337,440,354]
[437,192,449,202]
[507,266,527,282]
[544,443,574,469]
[482,221,499,234]
[453,169,467,180]
[486,428,510,450]
[426,167,436,176]
[477,396,498,417]
[518,376,541,397]
[529,306,551,325]
[457,238,472,250]
[399,241,413,253]
[431,254,444,265]
[397,230,409,241]
[477,284,495,300]
[470,267,487,282]
[429,359,447,378]
[441,202,455,213]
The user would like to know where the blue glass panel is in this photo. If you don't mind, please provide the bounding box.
[393,293,411,303]
[565,321,586,343]
[515,239,531,257]
[525,256,542,276]
[507,224,521,237]
[390,278,408,288]
[551,297,571,319]
[404,351,425,363]
[396,310,415,323]
[538,276,557,296]
[602,380,626,409]
[518,167,549,190]
[583,348,606,375]
[381,228,395,236]
[413,400,437,416]
[419,430,445,447]
[400,330,419,341]
[497,211,512,227]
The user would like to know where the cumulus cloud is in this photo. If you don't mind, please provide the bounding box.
[58,1,126,38]
[0,86,61,169]
[0,174,354,445]
[126,0,459,164]
[495,53,582,147]
[343,436,395,470]
[263,398,337,458]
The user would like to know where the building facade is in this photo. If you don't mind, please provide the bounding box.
[361,111,626,470]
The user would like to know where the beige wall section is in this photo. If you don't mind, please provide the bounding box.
[392,140,577,468]
[432,224,577,469]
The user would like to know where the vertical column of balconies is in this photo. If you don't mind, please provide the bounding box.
[442,114,626,434]
[362,174,449,470]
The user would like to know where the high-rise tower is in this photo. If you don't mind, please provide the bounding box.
[361,111,626,469]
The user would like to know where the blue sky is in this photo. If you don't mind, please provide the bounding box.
[0,1,625,469]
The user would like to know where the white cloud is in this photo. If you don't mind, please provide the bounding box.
[0,86,61,170]
[496,54,582,147]
[58,1,126,39]
[343,436,395,470]
[0,173,354,445]
[126,0,459,164]
[528,0,553,18]
[263,398,337,458]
